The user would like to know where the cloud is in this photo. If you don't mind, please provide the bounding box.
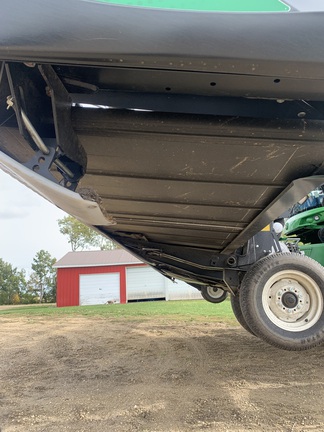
[0,209,30,219]
[0,170,40,210]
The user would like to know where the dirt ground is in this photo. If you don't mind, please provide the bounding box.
[1,316,324,432]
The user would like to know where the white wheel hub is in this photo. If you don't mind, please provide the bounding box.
[206,286,224,299]
[262,270,323,332]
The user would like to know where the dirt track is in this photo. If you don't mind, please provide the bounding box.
[1,316,324,432]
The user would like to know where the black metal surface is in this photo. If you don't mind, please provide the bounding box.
[0,63,16,130]
[23,140,57,183]
[38,65,87,174]
[68,106,324,253]
[5,64,27,138]
[1,1,324,86]
[2,61,324,263]
[72,91,324,119]
[68,66,324,103]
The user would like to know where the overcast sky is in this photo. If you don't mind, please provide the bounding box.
[0,169,71,273]
[287,0,324,11]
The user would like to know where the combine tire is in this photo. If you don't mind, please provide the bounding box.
[240,253,324,350]
[230,294,255,336]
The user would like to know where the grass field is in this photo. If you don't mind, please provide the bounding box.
[0,299,237,324]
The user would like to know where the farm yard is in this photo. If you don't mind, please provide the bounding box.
[0,300,324,432]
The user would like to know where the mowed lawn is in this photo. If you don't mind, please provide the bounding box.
[0,299,237,324]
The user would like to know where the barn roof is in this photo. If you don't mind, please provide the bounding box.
[54,249,143,268]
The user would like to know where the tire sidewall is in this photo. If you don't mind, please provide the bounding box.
[230,294,255,336]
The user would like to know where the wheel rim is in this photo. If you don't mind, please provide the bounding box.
[206,286,224,299]
[262,270,323,332]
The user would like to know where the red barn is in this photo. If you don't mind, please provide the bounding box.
[54,249,201,306]
[55,249,144,306]
[54,249,202,307]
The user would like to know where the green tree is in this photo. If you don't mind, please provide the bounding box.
[20,281,38,304]
[30,250,57,303]
[58,215,118,251]
[0,258,26,305]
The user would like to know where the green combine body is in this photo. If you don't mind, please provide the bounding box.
[284,207,324,244]
[299,244,324,267]
[95,0,291,12]
[284,204,324,266]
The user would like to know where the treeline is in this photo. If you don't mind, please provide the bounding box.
[58,215,119,251]
[0,250,56,305]
[0,216,119,305]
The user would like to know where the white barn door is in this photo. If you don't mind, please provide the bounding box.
[79,273,120,305]
[126,266,166,301]
[165,279,203,301]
